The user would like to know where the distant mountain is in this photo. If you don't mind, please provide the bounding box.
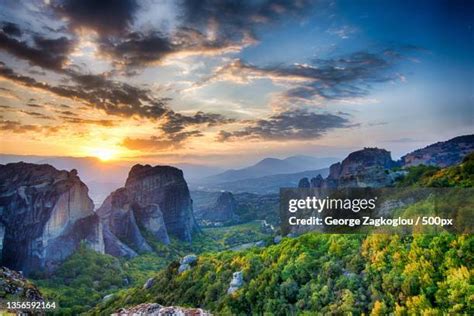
[401,134,474,167]
[192,168,329,194]
[202,155,337,184]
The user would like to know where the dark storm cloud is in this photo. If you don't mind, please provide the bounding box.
[82,1,315,68]
[0,64,233,137]
[0,27,75,71]
[181,0,312,38]
[1,22,22,37]
[217,109,351,141]
[121,130,203,151]
[51,0,139,35]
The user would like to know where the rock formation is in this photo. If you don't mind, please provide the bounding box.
[113,303,212,316]
[401,134,474,167]
[298,178,310,188]
[0,163,104,275]
[97,164,197,256]
[195,191,238,223]
[227,271,243,294]
[0,266,43,302]
[299,148,397,189]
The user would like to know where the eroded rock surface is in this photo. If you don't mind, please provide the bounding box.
[300,148,397,189]
[113,303,212,316]
[0,163,104,274]
[97,164,197,256]
[195,191,238,223]
[401,134,474,167]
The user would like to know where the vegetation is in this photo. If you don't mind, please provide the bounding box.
[397,152,474,188]
[33,221,270,314]
[93,233,473,315]
[35,244,127,315]
[32,154,474,315]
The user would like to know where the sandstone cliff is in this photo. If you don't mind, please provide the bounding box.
[0,163,104,275]
[97,164,197,256]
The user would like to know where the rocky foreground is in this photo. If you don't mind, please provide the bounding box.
[112,303,211,316]
[0,266,43,301]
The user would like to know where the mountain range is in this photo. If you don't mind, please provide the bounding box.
[200,156,337,184]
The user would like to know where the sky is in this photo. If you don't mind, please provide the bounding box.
[0,0,472,168]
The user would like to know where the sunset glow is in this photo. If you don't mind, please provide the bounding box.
[0,1,472,167]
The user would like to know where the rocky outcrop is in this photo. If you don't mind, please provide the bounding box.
[97,164,197,256]
[0,163,104,275]
[195,191,238,223]
[227,271,243,294]
[298,178,310,188]
[0,266,43,301]
[113,303,212,316]
[178,254,197,274]
[300,148,397,189]
[401,134,474,167]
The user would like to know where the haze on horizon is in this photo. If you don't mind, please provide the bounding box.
[0,0,472,168]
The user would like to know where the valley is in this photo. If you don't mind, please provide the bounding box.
[0,134,473,315]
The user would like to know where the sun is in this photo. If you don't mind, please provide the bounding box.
[91,147,118,161]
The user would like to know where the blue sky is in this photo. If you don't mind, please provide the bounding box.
[0,0,472,166]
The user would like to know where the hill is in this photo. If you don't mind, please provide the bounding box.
[202,156,336,184]
[192,168,329,194]
[401,134,474,167]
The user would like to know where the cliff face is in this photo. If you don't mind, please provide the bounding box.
[97,164,197,256]
[195,191,238,223]
[302,148,397,189]
[401,134,474,167]
[0,163,104,275]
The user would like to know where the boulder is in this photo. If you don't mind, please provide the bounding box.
[227,271,243,294]
[0,267,43,301]
[274,235,282,244]
[113,303,212,316]
[0,163,104,275]
[102,294,114,302]
[178,263,191,274]
[180,254,197,265]
[143,278,154,289]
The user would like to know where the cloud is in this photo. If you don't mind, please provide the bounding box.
[0,63,233,138]
[162,111,234,134]
[181,0,312,39]
[26,103,44,108]
[217,109,352,141]
[1,22,22,37]
[0,26,76,71]
[197,49,406,105]
[0,120,60,134]
[51,0,139,35]
[121,130,203,151]
[58,116,116,126]
[20,110,54,120]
